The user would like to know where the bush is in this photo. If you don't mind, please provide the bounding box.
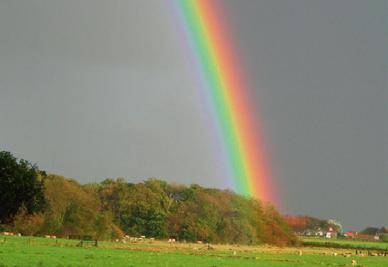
[12,206,45,235]
[380,234,388,242]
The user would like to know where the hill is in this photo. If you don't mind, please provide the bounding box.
[0,151,295,246]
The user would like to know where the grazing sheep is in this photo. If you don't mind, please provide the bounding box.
[367,250,380,256]
[2,232,15,236]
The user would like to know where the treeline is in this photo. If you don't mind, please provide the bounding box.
[0,151,295,245]
[284,215,342,233]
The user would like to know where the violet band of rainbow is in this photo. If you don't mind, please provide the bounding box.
[175,0,276,204]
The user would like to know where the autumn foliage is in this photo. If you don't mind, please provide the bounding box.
[0,151,295,246]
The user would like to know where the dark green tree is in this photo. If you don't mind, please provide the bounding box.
[0,151,46,223]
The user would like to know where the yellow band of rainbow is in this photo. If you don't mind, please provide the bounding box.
[175,0,276,203]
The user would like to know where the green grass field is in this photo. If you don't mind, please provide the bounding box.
[0,236,387,267]
[301,237,388,251]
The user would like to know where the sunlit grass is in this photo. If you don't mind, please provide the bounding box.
[0,235,387,267]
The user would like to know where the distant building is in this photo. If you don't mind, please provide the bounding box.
[344,231,356,238]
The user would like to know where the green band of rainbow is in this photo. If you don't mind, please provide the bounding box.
[175,0,275,203]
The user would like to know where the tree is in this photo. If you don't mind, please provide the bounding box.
[94,212,113,240]
[360,227,379,235]
[0,151,46,224]
[42,174,101,237]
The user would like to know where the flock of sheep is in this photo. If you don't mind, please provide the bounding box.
[1,232,21,237]
[115,235,155,244]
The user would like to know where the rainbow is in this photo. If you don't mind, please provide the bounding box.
[173,0,275,203]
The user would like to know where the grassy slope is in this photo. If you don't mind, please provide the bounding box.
[0,236,387,267]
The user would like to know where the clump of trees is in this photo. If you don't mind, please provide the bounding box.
[360,227,388,236]
[0,151,46,224]
[284,215,342,233]
[0,151,295,245]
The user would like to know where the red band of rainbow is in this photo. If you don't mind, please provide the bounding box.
[174,0,276,204]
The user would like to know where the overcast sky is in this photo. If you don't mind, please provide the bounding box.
[0,0,386,230]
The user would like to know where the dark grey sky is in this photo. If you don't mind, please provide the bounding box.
[0,0,386,230]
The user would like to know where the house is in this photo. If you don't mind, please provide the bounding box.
[344,231,356,238]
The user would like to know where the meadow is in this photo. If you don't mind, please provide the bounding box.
[0,236,387,267]
[302,237,388,251]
